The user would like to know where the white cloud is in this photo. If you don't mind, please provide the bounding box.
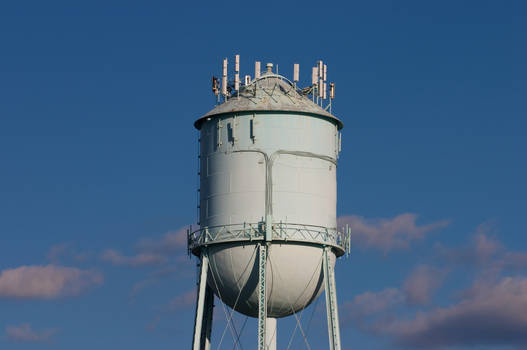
[373,276,527,348]
[338,213,449,253]
[403,265,447,305]
[0,265,103,299]
[436,224,527,272]
[344,288,405,320]
[136,228,187,255]
[101,227,189,269]
[100,249,167,267]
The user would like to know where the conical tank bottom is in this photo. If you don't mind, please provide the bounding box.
[207,242,335,318]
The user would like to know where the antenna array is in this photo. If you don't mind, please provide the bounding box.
[211,54,336,111]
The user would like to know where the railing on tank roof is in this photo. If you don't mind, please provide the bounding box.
[226,73,305,101]
[187,222,351,257]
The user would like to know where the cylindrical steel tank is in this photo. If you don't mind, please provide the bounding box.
[191,71,345,318]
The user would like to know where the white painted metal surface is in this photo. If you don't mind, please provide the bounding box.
[192,61,347,350]
[199,112,338,230]
[197,73,341,318]
[266,318,277,350]
[207,243,335,317]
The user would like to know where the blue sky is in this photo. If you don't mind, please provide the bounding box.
[1,1,526,349]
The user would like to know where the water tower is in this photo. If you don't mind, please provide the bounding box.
[188,55,350,350]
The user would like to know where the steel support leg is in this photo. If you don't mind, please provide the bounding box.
[200,285,214,350]
[257,243,267,350]
[323,247,341,350]
[265,317,277,350]
[192,251,211,350]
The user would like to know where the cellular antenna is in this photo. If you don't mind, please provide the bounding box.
[221,58,228,96]
[235,54,240,73]
[211,76,219,96]
[255,61,261,79]
[323,64,327,81]
[293,63,299,82]
[312,67,317,85]
[234,55,240,92]
[222,58,228,78]
[330,82,335,99]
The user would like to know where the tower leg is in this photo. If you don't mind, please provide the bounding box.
[265,317,277,350]
[257,243,267,350]
[200,286,214,350]
[323,247,341,350]
[192,251,211,350]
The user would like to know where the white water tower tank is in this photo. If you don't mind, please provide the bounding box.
[189,58,349,350]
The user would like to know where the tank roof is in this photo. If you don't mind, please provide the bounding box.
[195,73,343,130]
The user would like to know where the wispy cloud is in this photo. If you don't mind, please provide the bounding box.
[402,265,447,305]
[373,276,527,348]
[341,221,527,349]
[338,213,449,253]
[130,266,181,298]
[146,289,196,331]
[166,289,196,311]
[46,243,91,264]
[97,226,193,306]
[343,265,447,323]
[5,324,57,343]
[344,265,447,324]
[0,265,103,299]
[344,288,405,320]
[436,222,527,272]
[100,249,168,267]
[435,223,503,267]
[500,251,527,270]
[101,227,189,269]
[136,228,187,255]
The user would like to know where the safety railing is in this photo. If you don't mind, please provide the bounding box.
[188,222,351,257]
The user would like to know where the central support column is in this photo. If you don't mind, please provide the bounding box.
[257,243,268,350]
[265,317,277,350]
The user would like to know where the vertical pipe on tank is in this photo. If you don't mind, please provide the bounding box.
[265,214,273,241]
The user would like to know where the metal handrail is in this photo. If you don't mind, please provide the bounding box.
[188,222,351,257]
